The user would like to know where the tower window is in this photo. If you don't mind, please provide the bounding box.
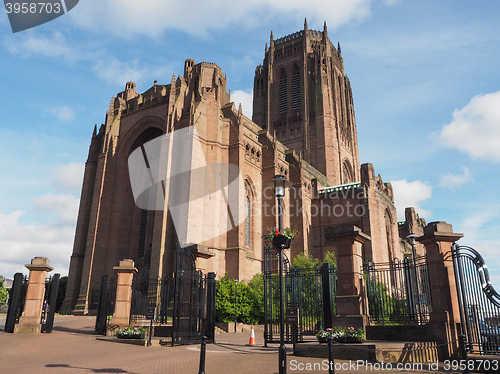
[245,195,250,247]
[342,161,353,184]
[279,69,287,113]
[245,184,253,248]
[292,65,300,111]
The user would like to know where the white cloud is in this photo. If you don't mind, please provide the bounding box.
[0,207,76,278]
[391,179,432,219]
[70,0,375,38]
[3,32,173,88]
[93,57,146,86]
[52,163,85,193]
[2,31,79,61]
[453,210,500,287]
[33,193,80,223]
[439,166,472,189]
[231,90,253,118]
[440,91,500,162]
[383,0,401,5]
[48,105,75,121]
[93,57,175,87]
[461,210,497,237]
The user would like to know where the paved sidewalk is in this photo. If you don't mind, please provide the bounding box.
[0,316,467,374]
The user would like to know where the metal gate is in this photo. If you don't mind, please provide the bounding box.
[94,244,215,343]
[41,274,60,333]
[172,244,216,345]
[95,275,117,335]
[130,276,173,325]
[364,257,432,325]
[453,244,500,355]
[4,273,28,333]
[264,245,336,344]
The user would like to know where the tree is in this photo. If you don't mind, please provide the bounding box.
[215,273,264,325]
[0,276,9,306]
[248,273,264,323]
[290,251,338,328]
[322,251,337,268]
[291,251,336,269]
[215,275,237,323]
[291,253,319,269]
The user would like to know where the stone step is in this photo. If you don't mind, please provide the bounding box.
[295,340,440,363]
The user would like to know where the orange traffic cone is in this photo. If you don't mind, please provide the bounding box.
[248,324,256,345]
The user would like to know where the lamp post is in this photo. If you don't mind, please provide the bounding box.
[406,233,418,267]
[234,279,238,333]
[268,175,292,374]
[406,233,420,322]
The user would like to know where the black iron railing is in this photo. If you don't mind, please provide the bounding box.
[264,246,337,344]
[453,244,500,355]
[130,277,174,325]
[4,273,28,333]
[364,257,432,325]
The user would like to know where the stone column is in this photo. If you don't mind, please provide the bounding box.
[331,225,370,329]
[418,221,463,359]
[109,259,137,332]
[14,257,53,334]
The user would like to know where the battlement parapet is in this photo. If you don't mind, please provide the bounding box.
[274,29,330,46]
[275,30,304,45]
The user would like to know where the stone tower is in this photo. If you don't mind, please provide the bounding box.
[253,19,360,185]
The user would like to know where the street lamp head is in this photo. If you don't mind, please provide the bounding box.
[268,175,293,198]
[406,233,417,246]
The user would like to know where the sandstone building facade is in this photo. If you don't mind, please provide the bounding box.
[62,21,422,315]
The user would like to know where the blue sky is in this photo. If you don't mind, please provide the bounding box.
[1,0,499,285]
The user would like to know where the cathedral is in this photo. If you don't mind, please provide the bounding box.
[62,21,425,315]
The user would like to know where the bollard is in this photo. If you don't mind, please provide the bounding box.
[148,319,153,347]
[328,336,335,374]
[458,334,471,374]
[198,335,207,374]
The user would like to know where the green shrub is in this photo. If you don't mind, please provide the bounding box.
[0,276,9,306]
[215,273,264,325]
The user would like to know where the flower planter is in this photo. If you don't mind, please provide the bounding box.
[116,333,145,339]
[115,326,148,340]
[317,337,363,344]
[337,337,363,344]
[316,327,365,344]
[272,235,292,249]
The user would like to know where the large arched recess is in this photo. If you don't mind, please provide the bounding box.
[116,116,166,158]
[112,117,166,284]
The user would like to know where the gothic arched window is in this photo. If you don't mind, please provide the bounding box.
[384,209,394,263]
[279,69,287,113]
[342,161,353,184]
[245,195,251,247]
[292,65,301,111]
[244,184,253,247]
